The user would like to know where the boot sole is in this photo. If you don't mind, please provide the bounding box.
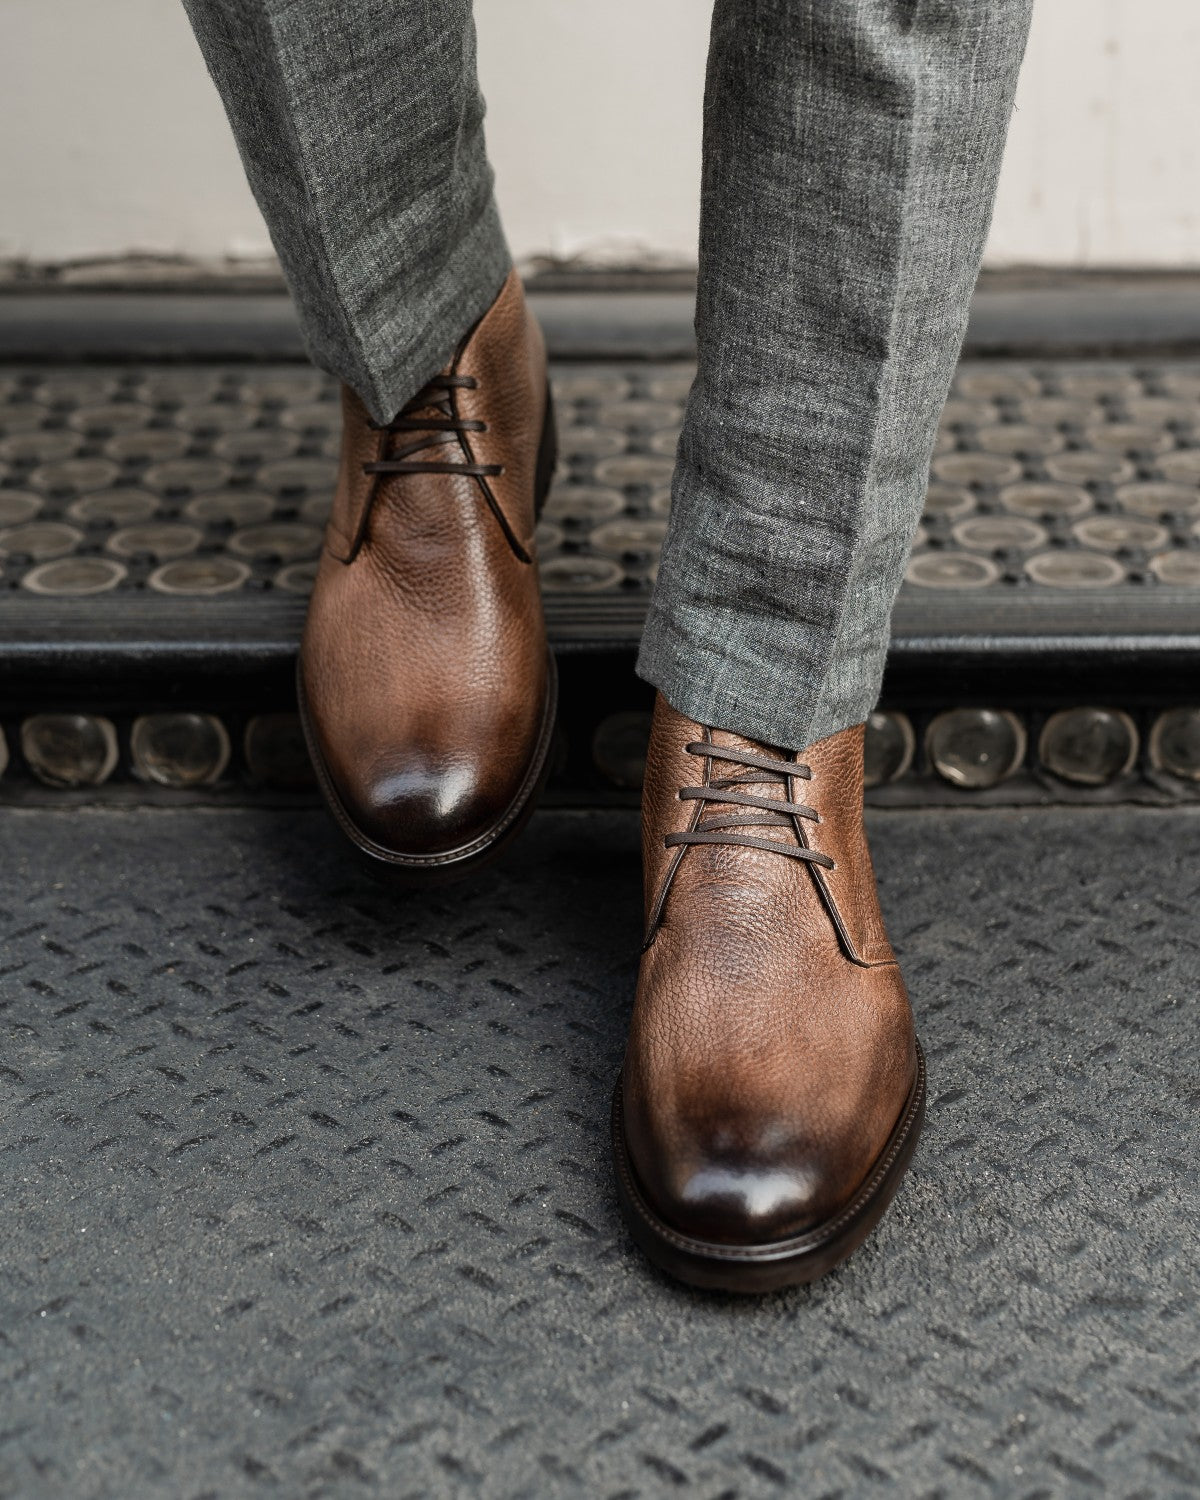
[612,1041,926,1293]
[296,383,559,885]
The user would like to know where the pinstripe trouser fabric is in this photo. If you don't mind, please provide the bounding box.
[183,0,1032,751]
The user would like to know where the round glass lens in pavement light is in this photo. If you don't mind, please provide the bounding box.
[925,709,1026,789]
[1148,709,1200,782]
[864,712,915,787]
[130,714,231,788]
[1037,708,1138,787]
[21,714,119,788]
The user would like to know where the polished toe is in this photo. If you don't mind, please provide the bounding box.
[647,1139,838,1245]
[622,1068,903,1246]
[333,749,514,858]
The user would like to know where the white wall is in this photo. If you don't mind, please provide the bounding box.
[988,0,1200,265]
[0,0,1197,271]
[0,0,273,265]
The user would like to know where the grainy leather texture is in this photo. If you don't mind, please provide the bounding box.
[299,269,551,863]
[623,695,917,1246]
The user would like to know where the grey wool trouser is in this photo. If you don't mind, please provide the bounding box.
[182,0,1033,752]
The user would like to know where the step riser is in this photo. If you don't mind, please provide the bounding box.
[2,683,1197,806]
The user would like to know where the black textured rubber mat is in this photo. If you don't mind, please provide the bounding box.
[1,805,1195,1498]
[2,360,1200,606]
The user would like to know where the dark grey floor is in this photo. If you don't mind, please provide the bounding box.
[0,805,1196,1500]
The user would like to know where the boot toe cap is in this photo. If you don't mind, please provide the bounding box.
[335,752,510,859]
[668,1157,835,1244]
[624,1097,863,1247]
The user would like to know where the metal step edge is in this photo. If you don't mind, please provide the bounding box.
[6,285,1200,362]
[1,591,1197,704]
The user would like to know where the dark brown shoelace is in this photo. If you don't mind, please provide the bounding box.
[644,732,834,947]
[364,374,499,481]
[667,738,835,867]
[350,373,530,563]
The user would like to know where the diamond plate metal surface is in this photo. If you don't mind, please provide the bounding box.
[0,805,1196,1498]
[2,361,1200,602]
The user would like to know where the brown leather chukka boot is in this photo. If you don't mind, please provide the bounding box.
[614,694,925,1291]
[298,269,557,879]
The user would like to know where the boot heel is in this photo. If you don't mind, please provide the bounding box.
[534,382,558,520]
